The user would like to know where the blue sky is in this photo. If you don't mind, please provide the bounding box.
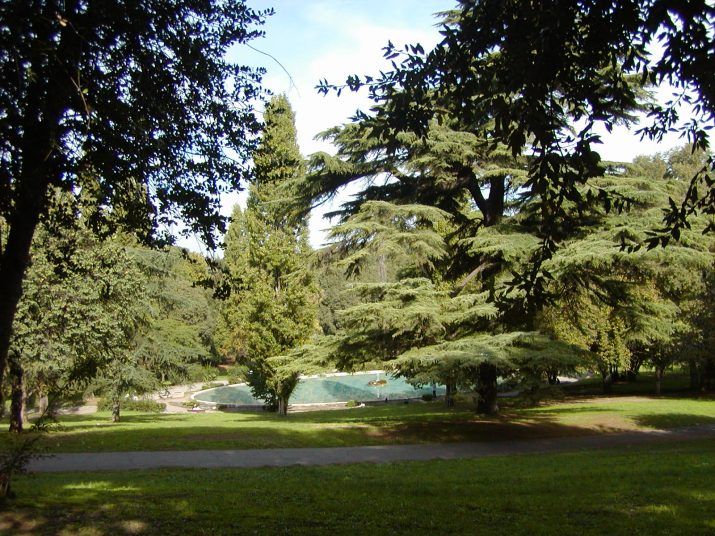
[178,1,691,252]
[196,0,453,252]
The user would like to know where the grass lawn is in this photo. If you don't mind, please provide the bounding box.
[561,370,694,396]
[3,395,714,453]
[2,440,714,535]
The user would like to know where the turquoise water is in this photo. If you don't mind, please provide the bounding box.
[194,373,445,405]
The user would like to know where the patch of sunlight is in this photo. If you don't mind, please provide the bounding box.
[0,511,43,533]
[172,499,195,517]
[58,527,104,536]
[64,481,141,493]
[120,520,148,534]
[636,504,677,515]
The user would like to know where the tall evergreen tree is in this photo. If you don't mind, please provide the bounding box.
[218,96,318,416]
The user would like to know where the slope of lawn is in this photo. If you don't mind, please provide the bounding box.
[4,395,714,453]
[3,440,714,535]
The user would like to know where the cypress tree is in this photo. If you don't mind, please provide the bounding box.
[219,96,318,415]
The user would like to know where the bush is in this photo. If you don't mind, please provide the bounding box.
[345,400,360,408]
[421,394,434,402]
[186,364,218,383]
[97,399,166,413]
[224,365,249,385]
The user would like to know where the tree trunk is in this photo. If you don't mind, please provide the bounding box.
[601,371,612,394]
[476,363,498,415]
[655,366,664,396]
[0,1,81,393]
[689,360,702,391]
[445,381,455,407]
[705,358,714,391]
[627,355,643,382]
[277,396,288,416]
[610,365,621,383]
[38,392,49,416]
[377,254,387,283]
[0,384,5,420]
[111,400,121,423]
[8,357,25,433]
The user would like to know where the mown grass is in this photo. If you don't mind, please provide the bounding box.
[3,395,713,454]
[3,439,714,535]
[561,370,694,396]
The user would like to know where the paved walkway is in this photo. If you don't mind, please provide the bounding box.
[28,424,715,473]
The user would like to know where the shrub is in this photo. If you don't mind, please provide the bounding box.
[97,399,166,413]
[186,364,218,383]
[224,365,249,385]
[345,400,360,408]
[421,394,434,402]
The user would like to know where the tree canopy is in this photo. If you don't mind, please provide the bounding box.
[318,0,714,260]
[0,0,270,399]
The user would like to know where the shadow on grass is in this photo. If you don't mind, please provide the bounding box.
[633,413,715,429]
[524,405,625,415]
[561,372,695,398]
[5,396,714,454]
[3,440,715,535]
[22,413,630,453]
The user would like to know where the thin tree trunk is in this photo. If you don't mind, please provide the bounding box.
[601,371,612,394]
[476,363,498,415]
[377,254,387,283]
[38,391,49,416]
[689,360,702,391]
[445,381,455,407]
[655,366,664,396]
[8,357,25,433]
[112,400,121,423]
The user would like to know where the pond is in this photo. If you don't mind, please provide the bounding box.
[193,372,445,406]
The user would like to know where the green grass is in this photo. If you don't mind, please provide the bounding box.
[4,395,714,454]
[3,440,714,535]
[561,370,693,396]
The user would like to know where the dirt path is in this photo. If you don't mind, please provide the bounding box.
[27,424,715,473]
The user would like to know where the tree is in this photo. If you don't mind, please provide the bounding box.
[9,212,146,430]
[305,200,584,413]
[319,0,714,298]
[218,96,318,415]
[129,246,220,384]
[538,148,714,393]
[0,1,269,407]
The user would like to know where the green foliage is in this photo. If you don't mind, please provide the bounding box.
[0,1,271,401]
[320,0,714,244]
[129,246,221,381]
[218,96,319,413]
[186,364,219,383]
[11,216,147,413]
